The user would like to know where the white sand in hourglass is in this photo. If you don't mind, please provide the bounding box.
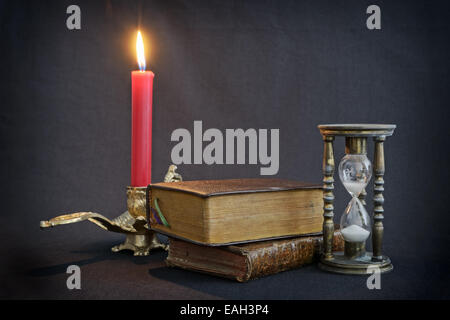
[343,181,365,196]
[341,224,370,242]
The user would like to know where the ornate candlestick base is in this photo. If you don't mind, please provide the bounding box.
[40,165,182,256]
[111,230,167,256]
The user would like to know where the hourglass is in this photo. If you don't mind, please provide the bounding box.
[317,124,396,274]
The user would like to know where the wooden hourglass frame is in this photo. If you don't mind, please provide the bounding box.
[317,124,396,275]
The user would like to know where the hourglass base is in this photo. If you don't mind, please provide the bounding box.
[319,252,393,275]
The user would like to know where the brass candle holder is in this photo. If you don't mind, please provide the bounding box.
[317,124,396,274]
[40,165,182,256]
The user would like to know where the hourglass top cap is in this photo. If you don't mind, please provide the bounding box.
[318,124,396,137]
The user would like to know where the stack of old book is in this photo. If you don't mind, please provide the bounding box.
[148,178,343,282]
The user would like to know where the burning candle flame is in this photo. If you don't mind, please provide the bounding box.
[136,31,146,72]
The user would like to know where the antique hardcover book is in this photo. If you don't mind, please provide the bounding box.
[149,178,323,245]
[166,229,344,282]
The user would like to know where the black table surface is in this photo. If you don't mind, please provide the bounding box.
[1,219,449,300]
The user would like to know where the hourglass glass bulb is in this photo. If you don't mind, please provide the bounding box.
[340,197,371,242]
[338,154,372,197]
[338,153,372,243]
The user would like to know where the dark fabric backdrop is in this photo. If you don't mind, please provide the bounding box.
[1,0,449,299]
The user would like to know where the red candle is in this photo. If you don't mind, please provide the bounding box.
[131,31,153,186]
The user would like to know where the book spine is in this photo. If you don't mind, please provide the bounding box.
[166,258,244,281]
[166,231,344,282]
[166,242,250,282]
[244,231,344,281]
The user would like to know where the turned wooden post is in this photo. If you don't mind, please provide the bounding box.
[322,135,335,260]
[372,136,386,260]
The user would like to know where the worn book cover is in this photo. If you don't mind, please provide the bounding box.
[166,229,344,282]
[149,178,324,245]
